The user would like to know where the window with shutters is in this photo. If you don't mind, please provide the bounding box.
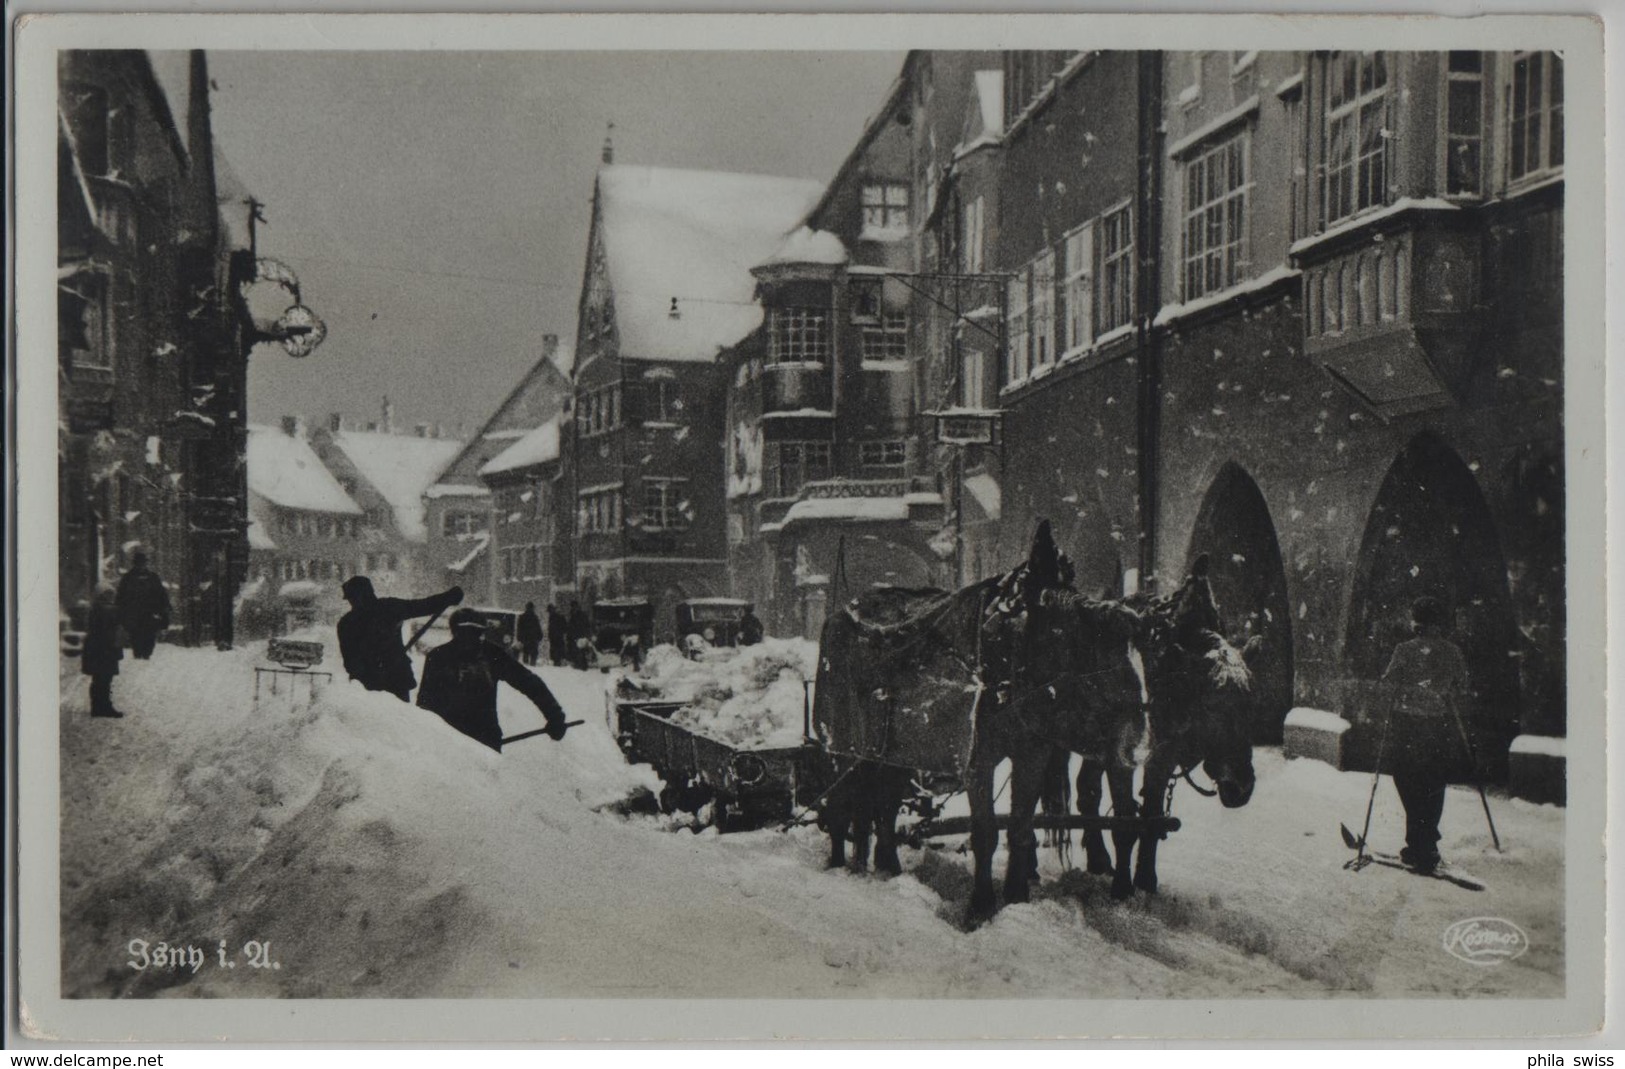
[1098,204,1135,334]
[1061,223,1094,354]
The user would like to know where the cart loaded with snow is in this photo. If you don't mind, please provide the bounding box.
[606,640,826,830]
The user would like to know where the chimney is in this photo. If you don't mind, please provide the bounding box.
[601,120,615,165]
[184,51,219,247]
[381,396,395,435]
[542,334,559,366]
[328,412,344,433]
[280,415,299,438]
[415,423,429,438]
[366,421,379,432]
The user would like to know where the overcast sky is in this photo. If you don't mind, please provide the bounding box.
[200,50,905,434]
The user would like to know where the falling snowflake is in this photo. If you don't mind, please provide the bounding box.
[1409,565,1421,578]
[1230,553,1246,564]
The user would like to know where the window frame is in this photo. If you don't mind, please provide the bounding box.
[1004,269,1030,386]
[772,440,833,497]
[1506,50,1563,185]
[1030,249,1056,370]
[766,306,832,365]
[1443,51,1487,198]
[1180,130,1251,301]
[1321,51,1392,227]
[860,312,909,363]
[860,182,910,239]
[961,195,985,274]
[641,477,691,532]
[1061,222,1094,355]
[1097,202,1135,335]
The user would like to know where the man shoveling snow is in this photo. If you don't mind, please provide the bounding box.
[416,608,574,752]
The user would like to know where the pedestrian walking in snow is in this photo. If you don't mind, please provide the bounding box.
[1381,596,1474,873]
[567,599,591,670]
[82,584,124,718]
[546,603,567,666]
[337,576,463,701]
[517,602,543,666]
[115,550,170,660]
[416,608,570,752]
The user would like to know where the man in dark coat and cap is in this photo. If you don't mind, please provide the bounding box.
[516,602,543,666]
[416,608,570,752]
[337,576,463,701]
[82,584,124,718]
[115,550,170,659]
[546,603,567,666]
[567,599,591,670]
[1381,596,1473,873]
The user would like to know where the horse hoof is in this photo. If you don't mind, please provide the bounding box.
[1110,878,1134,901]
[875,855,902,876]
[1086,858,1114,876]
[1133,875,1159,895]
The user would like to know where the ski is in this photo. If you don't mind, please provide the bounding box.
[1339,826,1485,890]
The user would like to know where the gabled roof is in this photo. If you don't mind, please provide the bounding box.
[247,425,362,515]
[326,430,463,542]
[428,349,572,493]
[480,416,561,477]
[596,164,823,363]
[955,69,1006,157]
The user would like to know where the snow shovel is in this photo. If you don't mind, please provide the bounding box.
[407,606,449,651]
[501,720,584,746]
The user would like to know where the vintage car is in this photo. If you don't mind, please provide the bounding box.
[590,598,654,670]
[675,598,754,656]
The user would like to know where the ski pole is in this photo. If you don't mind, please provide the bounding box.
[1445,694,1503,852]
[1351,685,1397,867]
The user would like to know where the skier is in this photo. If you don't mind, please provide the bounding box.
[115,550,171,660]
[1381,596,1473,874]
[82,584,124,718]
[545,603,566,666]
[567,599,591,670]
[516,602,543,666]
[738,605,764,646]
[415,608,570,752]
[337,576,463,702]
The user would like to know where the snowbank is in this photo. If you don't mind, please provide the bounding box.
[1284,707,1351,734]
[619,639,818,749]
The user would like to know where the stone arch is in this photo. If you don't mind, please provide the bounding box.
[1184,461,1295,742]
[1343,432,1520,767]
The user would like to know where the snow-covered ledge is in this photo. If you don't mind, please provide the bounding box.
[1507,734,1566,806]
[1282,707,1350,768]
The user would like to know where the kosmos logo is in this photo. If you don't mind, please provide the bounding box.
[1442,917,1530,965]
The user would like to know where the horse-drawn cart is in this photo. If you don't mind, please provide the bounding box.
[606,693,820,831]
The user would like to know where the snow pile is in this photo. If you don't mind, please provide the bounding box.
[327,430,464,542]
[758,225,848,268]
[620,639,818,749]
[246,425,361,515]
[57,642,1566,1005]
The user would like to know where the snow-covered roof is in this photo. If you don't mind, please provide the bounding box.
[480,417,561,477]
[596,164,823,363]
[247,425,362,515]
[328,430,464,542]
[954,69,1006,159]
[757,226,848,270]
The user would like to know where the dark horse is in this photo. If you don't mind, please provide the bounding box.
[1063,555,1263,900]
[963,523,1261,924]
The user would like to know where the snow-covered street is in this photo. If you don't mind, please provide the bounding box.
[59,641,1565,1000]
